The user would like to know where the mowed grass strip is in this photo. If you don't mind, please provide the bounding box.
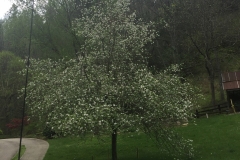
[44,114,240,160]
[11,145,26,160]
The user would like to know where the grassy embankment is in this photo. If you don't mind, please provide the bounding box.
[44,113,240,160]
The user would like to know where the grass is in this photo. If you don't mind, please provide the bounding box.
[11,145,26,160]
[44,133,174,160]
[44,113,240,160]
[178,113,240,160]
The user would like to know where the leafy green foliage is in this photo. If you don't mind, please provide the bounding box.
[0,51,23,92]
[42,125,56,139]
[0,20,3,52]
[3,6,30,58]
[0,51,24,133]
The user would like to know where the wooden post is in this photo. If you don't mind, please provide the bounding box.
[230,99,236,113]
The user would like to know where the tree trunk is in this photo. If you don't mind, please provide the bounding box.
[210,77,216,106]
[218,73,225,101]
[206,58,218,106]
[217,56,225,101]
[112,129,117,160]
[205,61,216,106]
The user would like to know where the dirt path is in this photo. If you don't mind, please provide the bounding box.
[0,138,49,160]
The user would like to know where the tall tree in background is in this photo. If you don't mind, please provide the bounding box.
[0,51,24,133]
[130,0,192,70]
[132,0,240,105]
[3,4,30,58]
[38,0,82,58]
[2,0,80,59]
[178,0,240,105]
[0,20,3,52]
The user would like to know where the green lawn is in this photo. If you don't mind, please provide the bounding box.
[44,114,240,160]
[11,145,26,160]
[178,114,240,160]
[44,134,174,160]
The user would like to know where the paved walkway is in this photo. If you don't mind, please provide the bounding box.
[0,138,49,160]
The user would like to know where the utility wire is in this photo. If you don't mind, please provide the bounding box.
[18,0,34,160]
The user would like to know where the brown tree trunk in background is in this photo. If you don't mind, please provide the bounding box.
[217,55,225,101]
[210,76,216,106]
[219,73,225,101]
[205,61,216,106]
[112,129,117,160]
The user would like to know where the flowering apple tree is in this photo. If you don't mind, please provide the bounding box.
[22,0,200,159]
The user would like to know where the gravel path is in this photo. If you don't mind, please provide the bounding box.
[0,138,49,160]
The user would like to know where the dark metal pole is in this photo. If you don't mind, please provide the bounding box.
[18,0,34,159]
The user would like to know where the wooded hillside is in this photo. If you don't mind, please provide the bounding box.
[0,0,240,133]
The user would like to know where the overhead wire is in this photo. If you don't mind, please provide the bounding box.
[18,0,34,160]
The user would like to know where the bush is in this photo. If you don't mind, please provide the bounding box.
[42,125,56,139]
[6,116,29,130]
[0,129,3,135]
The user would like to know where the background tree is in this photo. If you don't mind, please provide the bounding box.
[131,0,240,105]
[177,0,240,105]
[0,51,24,133]
[12,0,94,59]
[29,0,83,58]
[0,20,3,52]
[3,4,31,58]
